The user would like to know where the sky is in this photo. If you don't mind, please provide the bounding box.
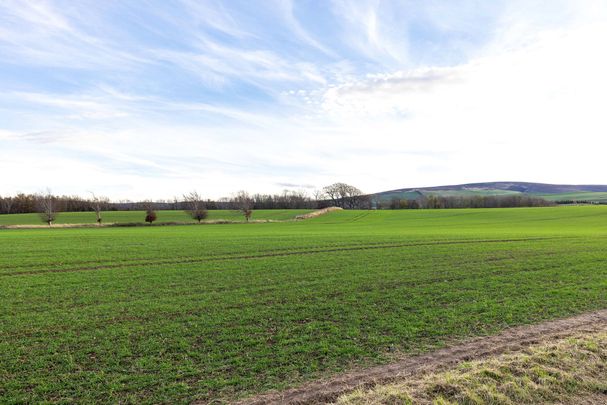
[1,0,606,200]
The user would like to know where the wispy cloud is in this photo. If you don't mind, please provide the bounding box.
[0,1,149,70]
[177,0,252,39]
[1,0,606,199]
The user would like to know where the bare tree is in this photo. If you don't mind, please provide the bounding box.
[89,192,109,225]
[234,190,253,222]
[171,196,181,210]
[312,189,325,201]
[0,196,14,214]
[183,191,208,223]
[142,201,157,225]
[322,183,364,209]
[312,189,326,208]
[37,189,58,226]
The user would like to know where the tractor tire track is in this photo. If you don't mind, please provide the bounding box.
[236,309,607,405]
[1,237,563,277]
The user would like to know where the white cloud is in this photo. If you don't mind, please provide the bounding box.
[177,0,252,39]
[0,1,149,70]
[330,0,410,66]
[271,0,336,57]
[1,0,606,199]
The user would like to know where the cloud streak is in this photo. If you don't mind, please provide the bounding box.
[0,0,606,199]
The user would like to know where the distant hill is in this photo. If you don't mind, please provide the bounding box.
[374,182,607,203]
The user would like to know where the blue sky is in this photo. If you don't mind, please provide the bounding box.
[1,0,606,199]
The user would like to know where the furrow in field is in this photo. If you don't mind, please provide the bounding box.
[0,239,434,271]
[1,237,564,277]
[4,255,602,333]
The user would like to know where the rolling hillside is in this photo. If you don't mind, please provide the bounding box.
[374,182,607,203]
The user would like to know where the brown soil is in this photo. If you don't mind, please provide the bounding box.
[295,207,343,219]
[237,309,607,405]
[0,219,280,230]
[561,393,607,405]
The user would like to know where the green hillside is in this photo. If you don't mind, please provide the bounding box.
[374,182,607,203]
[535,192,607,203]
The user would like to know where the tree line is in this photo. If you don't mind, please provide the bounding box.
[378,194,555,209]
[0,184,369,225]
[553,200,606,205]
[0,183,371,215]
[0,185,557,226]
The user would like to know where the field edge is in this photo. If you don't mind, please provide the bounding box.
[237,309,607,405]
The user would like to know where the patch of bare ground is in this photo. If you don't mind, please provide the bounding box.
[295,207,343,220]
[0,219,280,230]
[237,309,607,405]
[1,223,111,229]
[561,394,607,405]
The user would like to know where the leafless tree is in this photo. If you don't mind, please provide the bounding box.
[0,196,14,214]
[312,189,326,208]
[89,192,109,225]
[234,190,253,222]
[312,189,325,201]
[183,191,208,223]
[142,201,157,225]
[37,189,58,226]
[322,183,365,209]
[171,196,181,210]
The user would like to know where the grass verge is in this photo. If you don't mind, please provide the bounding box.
[337,330,607,404]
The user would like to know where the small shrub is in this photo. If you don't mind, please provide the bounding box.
[145,210,157,225]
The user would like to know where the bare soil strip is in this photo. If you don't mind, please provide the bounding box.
[295,207,343,219]
[237,309,607,405]
[2,237,560,277]
[0,219,279,230]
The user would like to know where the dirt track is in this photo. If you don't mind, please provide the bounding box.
[295,207,343,220]
[237,309,607,404]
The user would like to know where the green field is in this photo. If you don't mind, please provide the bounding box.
[376,188,521,202]
[376,189,607,204]
[2,207,607,403]
[535,192,607,203]
[422,188,522,198]
[0,209,312,226]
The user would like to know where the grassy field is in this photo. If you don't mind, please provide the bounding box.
[1,207,607,403]
[422,188,521,198]
[0,209,312,226]
[535,191,607,203]
[375,188,520,202]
